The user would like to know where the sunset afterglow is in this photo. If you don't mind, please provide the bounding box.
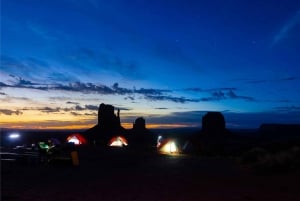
[1,0,300,129]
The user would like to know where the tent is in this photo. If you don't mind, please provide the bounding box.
[66,133,87,145]
[157,139,180,154]
[108,136,128,147]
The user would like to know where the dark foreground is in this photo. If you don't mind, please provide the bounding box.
[2,147,300,201]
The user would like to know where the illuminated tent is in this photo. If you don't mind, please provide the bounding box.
[67,133,87,145]
[157,139,180,154]
[108,136,128,147]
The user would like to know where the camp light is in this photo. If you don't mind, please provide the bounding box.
[68,136,80,145]
[109,136,128,147]
[8,133,20,139]
[158,139,180,154]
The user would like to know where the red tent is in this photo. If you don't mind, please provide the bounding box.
[66,133,87,145]
[108,136,128,147]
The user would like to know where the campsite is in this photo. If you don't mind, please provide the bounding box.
[2,106,300,201]
[2,128,300,201]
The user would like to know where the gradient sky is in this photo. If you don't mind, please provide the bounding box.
[1,0,300,129]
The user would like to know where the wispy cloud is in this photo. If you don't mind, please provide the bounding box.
[66,101,79,105]
[272,10,300,45]
[185,87,237,92]
[0,55,61,83]
[273,106,300,112]
[2,74,256,104]
[10,104,99,117]
[230,76,300,84]
[145,95,199,103]
[186,88,255,102]
[226,90,255,101]
[0,109,23,115]
[39,107,61,113]
[84,105,99,111]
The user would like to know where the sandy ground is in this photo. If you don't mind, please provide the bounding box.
[2,147,300,201]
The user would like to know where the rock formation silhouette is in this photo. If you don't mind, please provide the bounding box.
[202,112,226,136]
[85,103,126,145]
[98,103,121,131]
[199,112,230,155]
[128,117,156,150]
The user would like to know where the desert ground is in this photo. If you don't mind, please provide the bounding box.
[2,145,300,201]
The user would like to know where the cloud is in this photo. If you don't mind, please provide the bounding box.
[8,75,39,86]
[0,55,27,69]
[273,106,300,112]
[236,76,300,85]
[1,76,174,98]
[0,109,23,115]
[70,112,82,116]
[112,83,133,95]
[185,88,255,102]
[145,110,206,126]
[84,105,99,111]
[0,55,56,82]
[185,87,237,92]
[25,104,100,115]
[47,72,78,82]
[226,90,255,101]
[39,107,61,113]
[134,87,171,95]
[50,82,115,94]
[75,105,85,111]
[272,10,300,45]
[211,91,226,100]
[198,92,255,102]
[66,101,79,105]
[124,96,135,101]
[0,82,9,87]
[2,74,256,104]
[117,107,131,111]
[145,95,199,103]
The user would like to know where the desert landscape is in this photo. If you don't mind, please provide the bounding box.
[2,111,300,201]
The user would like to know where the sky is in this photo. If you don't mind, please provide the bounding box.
[1,0,300,130]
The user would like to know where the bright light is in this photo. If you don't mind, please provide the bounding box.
[9,133,20,139]
[157,135,163,147]
[159,140,179,154]
[68,136,80,145]
[164,142,177,153]
[109,136,128,147]
[38,142,49,150]
[110,140,123,147]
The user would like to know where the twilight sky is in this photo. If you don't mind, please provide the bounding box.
[1,0,300,129]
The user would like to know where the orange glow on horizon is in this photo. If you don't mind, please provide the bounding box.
[1,122,196,130]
